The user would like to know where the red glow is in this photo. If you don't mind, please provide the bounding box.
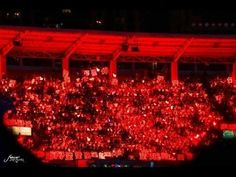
[1,70,232,163]
[0,26,235,164]
[0,27,236,59]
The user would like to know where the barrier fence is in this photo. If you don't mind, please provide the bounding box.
[32,150,193,162]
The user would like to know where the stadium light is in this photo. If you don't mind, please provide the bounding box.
[14,12,20,17]
[13,39,22,46]
[205,22,209,27]
[121,43,129,51]
[62,9,72,14]
[131,46,139,52]
[96,20,102,24]
[224,23,228,27]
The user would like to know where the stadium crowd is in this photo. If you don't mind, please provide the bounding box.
[209,77,236,120]
[1,67,233,161]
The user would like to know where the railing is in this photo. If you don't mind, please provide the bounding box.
[32,150,193,162]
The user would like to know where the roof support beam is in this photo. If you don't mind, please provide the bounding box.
[63,33,87,59]
[62,34,87,81]
[233,62,236,86]
[171,61,178,83]
[62,55,70,82]
[0,54,6,79]
[173,38,193,62]
[0,32,27,79]
[0,32,26,56]
[1,42,14,56]
[112,47,121,61]
[109,48,121,80]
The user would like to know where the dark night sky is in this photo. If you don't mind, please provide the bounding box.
[0,8,236,34]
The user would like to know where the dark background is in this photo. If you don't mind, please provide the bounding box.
[0,8,236,34]
[0,6,236,176]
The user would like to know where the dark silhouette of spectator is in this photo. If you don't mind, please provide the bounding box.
[193,138,236,166]
[0,94,42,168]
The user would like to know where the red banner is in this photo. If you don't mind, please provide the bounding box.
[90,152,98,158]
[75,151,83,159]
[91,69,97,77]
[65,152,73,160]
[84,152,91,159]
[3,118,32,127]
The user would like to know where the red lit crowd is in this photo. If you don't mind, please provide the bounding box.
[210,77,236,119]
[1,68,233,161]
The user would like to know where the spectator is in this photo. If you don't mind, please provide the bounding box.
[1,68,229,162]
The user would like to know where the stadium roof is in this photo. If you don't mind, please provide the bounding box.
[1,26,236,64]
